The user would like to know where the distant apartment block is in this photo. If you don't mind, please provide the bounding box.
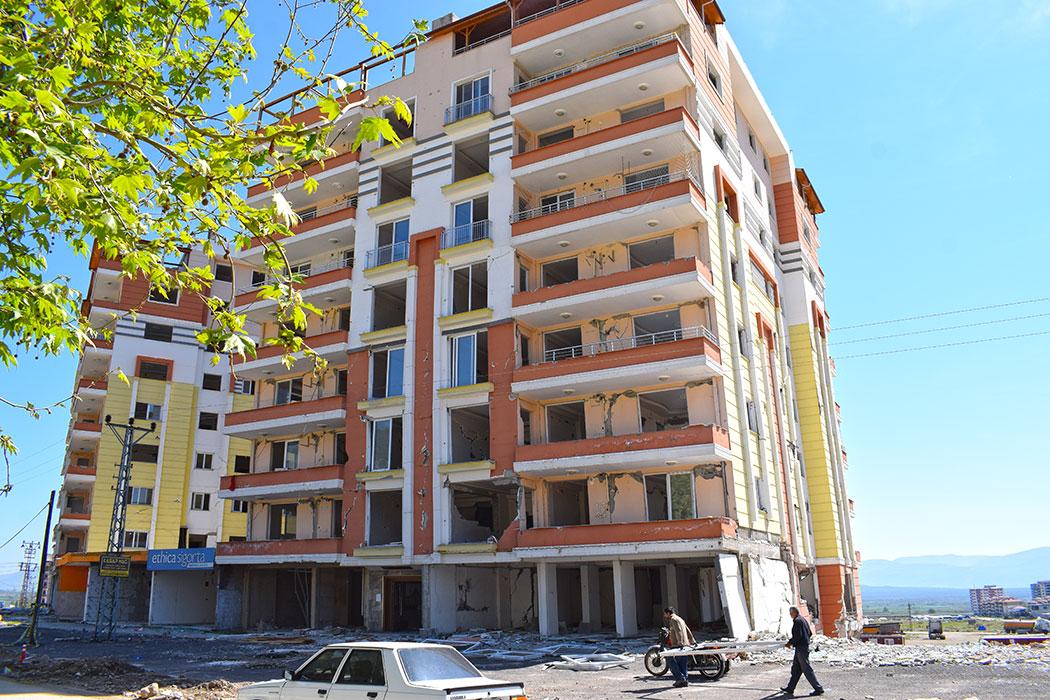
[969,585,1006,616]
[212,0,861,638]
[1031,581,1050,599]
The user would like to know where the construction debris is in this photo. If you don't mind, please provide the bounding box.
[544,653,635,671]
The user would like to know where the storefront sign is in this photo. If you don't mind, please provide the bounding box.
[99,553,131,577]
[146,547,215,571]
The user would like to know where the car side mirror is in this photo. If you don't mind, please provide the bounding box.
[284,670,294,681]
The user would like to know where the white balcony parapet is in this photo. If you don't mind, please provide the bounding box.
[541,325,717,363]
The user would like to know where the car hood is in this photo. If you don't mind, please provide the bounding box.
[239,678,285,696]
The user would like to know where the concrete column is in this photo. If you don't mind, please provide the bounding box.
[580,565,602,631]
[612,560,637,638]
[427,565,457,633]
[495,569,513,630]
[309,567,319,629]
[664,564,679,612]
[536,561,559,636]
[699,567,718,623]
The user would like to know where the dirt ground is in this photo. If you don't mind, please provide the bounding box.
[2,622,1048,699]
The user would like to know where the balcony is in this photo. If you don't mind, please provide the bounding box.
[444,94,494,126]
[218,464,344,500]
[216,537,344,564]
[512,0,694,71]
[365,241,409,271]
[512,107,700,191]
[76,376,108,397]
[248,149,360,200]
[511,169,706,258]
[514,423,731,476]
[236,198,357,265]
[440,220,492,250]
[509,517,736,558]
[233,330,350,379]
[224,394,346,440]
[59,511,92,528]
[510,33,694,132]
[234,258,352,321]
[63,463,97,484]
[513,257,714,326]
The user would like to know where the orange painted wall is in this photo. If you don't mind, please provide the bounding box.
[487,321,517,476]
[342,347,371,550]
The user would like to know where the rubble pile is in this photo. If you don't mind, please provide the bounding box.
[744,635,1050,669]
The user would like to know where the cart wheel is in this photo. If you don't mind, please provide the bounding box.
[692,654,727,681]
[644,647,669,676]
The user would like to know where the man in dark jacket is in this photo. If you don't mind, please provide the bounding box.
[781,606,824,696]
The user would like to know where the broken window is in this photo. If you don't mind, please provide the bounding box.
[134,402,163,421]
[372,218,409,267]
[367,490,402,545]
[380,99,414,145]
[639,389,690,432]
[269,503,297,540]
[449,331,488,387]
[645,473,695,521]
[548,480,589,527]
[451,261,488,314]
[543,326,583,362]
[629,235,675,268]
[520,408,533,445]
[449,482,516,543]
[371,346,405,398]
[378,160,412,204]
[371,281,407,331]
[452,136,490,184]
[368,417,403,471]
[274,377,303,405]
[546,401,586,443]
[270,440,300,471]
[541,257,578,287]
[334,433,348,465]
[633,309,682,344]
[448,405,490,463]
[130,443,159,463]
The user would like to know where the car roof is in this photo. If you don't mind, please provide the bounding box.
[322,641,454,651]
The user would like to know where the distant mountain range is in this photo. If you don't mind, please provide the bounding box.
[861,547,1050,589]
[0,570,29,592]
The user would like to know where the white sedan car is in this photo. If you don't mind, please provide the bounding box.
[239,641,527,700]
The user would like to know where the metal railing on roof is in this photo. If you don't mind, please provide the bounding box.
[541,325,717,363]
[365,241,409,269]
[513,0,586,27]
[441,220,492,249]
[444,94,494,125]
[511,167,701,223]
[511,32,679,94]
[453,30,511,55]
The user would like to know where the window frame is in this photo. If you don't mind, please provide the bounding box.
[198,412,219,430]
[367,417,402,471]
[127,486,153,505]
[450,260,488,315]
[194,452,214,470]
[644,472,696,521]
[274,377,304,406]
[190,492,211,511]
[147,287,179,305]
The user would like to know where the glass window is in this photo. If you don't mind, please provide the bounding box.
[336,648,385,686]
[190,492,210,510]
[143,322,173,342]
[371,347,405,399]
[450,331,488,387]
[368,418,403,471]
[127,487,153,505]
[134,402,163,421]
[201,373,222,391]
[537,126,574,148]
[540,191,574,214]
[231,500,248,513]
[139,361,170,381]
[645,473,695,521]
[270,441,300,471]
[451,262,488,314]
[194,453,213,470]
[455,75,490,105]
[269,503,298,540]
[275,378,303,405]
[397,647,481,683]
[620,99,664,124]
[198,412,218,430]
[214,264,233,282]
[148,287,179,304]
[296,648,348,683]
[130,444,159,463]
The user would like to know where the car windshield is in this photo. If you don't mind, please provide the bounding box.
[398,647,483,683]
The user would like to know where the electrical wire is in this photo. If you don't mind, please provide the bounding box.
[834,297,1050,331]
[831,311,1050,346]
[834,329,1050,360]
[0,502,49,551]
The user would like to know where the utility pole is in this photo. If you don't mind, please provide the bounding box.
[93,416,155,642]
[17,541,39,608]
[19,490,54,646]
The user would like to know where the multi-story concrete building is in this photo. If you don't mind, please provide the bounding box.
[50,247,249,625]
[1031,581,1050,599]
[212,0,860,637]
[970,585,1006,615]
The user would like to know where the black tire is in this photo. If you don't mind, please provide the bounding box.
[691,654,727,681]
[643,647,669,676]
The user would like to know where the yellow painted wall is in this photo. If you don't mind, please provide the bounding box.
[788,322,843,559]
[220,393,254,540]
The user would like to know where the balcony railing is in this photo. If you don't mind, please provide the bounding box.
[444,94,493,124]
[297,196,357,223]
[235,255,353,294]
[441,220,492,249]
[513,0,585,27]
[511,32,679,94]
[365,241,409,269]
[512,168,700,223]
[542,325,716,363]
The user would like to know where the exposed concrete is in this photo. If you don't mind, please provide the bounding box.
[746,556,793,635]
[612,560,637,637]
[537,561,558,636]
[83,565,150,624]
[426,565,457,633]
[215,566,244,630]
[717,553,752,639]
[580,565,602,632]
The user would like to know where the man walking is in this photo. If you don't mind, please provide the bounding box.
[781,606,824,696]
[662,606,695,688]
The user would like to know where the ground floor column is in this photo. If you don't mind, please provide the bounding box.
[664,564,679,613]
[613,560,637,638]
[537,561,559,636]
[580,564,601,632]
[426,565,457,633]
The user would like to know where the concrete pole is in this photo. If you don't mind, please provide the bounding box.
[612,560,637,638]
[580,565,601,631]
[536,561,558,636]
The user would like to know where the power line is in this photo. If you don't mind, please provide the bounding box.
[834,297,1050,331]
[831,311,1050,346]
[7,439,67,469]
[0,502,49,551]
[834,329,1050,360]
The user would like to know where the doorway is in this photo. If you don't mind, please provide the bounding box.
[384,576,422,631]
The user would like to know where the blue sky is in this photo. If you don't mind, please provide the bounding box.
[2,0,1048,577]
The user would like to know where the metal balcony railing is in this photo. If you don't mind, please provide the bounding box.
[512,168,700,223]
[444,94,493,124]
[541,325,717,363]
[511,33,679,94]
[365,241,409,269]
[513,0,585,27]
[236,255,353,294]
[295,196,357,223]
[441,220,492,249]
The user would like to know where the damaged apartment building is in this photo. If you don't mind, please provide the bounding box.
[210,0,861,638]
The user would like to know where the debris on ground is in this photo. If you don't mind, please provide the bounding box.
[744,634,1050,669]
[544,653,635,671]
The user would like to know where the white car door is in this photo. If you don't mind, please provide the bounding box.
[281,648,348,700]
[327,648,388,700]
